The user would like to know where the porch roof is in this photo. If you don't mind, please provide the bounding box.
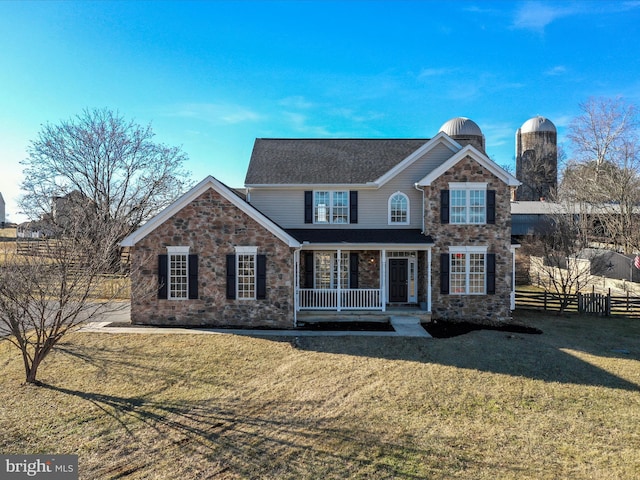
[286,228,434,248]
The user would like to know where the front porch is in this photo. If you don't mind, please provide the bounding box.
[293,247,432,323]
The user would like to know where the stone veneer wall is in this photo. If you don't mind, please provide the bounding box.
[130,187,295,327]
[425,155,513,323]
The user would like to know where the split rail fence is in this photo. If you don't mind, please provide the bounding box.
[516,288,640,318]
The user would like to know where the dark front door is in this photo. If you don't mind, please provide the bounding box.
[389,259,408,303]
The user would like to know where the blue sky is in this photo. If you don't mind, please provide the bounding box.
[1,0,639,222]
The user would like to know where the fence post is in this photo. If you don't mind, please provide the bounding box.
[577,292,582,313]
[606,288,611,316]
[544,290,548,311]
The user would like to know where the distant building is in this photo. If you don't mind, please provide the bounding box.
[0,192,5,227]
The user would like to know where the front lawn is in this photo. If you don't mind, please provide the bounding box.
[0,311,638,479]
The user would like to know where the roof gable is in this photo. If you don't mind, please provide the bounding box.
[372,132,461,186]
[417,145,521,187]
[121,176,301,247]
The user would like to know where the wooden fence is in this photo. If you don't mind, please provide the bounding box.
[516,288,640,318]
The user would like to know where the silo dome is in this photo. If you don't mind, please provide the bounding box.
[439,117,485,152]
[439,117,483,137]
[520,116,556,134]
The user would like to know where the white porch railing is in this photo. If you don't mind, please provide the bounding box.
[298,288,382,310]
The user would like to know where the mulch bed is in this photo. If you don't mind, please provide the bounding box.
[296,321,395,332]
[423,320,543,338]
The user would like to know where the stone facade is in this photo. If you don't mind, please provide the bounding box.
[425,155,513,323]
[130,187,295,328]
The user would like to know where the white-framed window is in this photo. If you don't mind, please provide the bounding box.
[449,182,487,224]
[314,191,349,224]
[449,246,487,295]
[235,246,258,300]
[314,251,349,289]
[167,246,189,300]
[388,192,410,224]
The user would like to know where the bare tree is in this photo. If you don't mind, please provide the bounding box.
[19,108,191,268]
[0,209,152,384]
[522,202,600,313]
[562,97,640,254]
[567,97,638,173]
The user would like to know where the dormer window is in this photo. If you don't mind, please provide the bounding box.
[388,192,409,224]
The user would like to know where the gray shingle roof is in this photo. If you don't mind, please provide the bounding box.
[245,138,430,185]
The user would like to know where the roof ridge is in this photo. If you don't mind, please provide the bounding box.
[255,137,431,141]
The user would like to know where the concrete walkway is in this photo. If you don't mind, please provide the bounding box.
[80,315,432,338]
[389,316,432,337]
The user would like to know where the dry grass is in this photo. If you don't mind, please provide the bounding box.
[0,311,639,479]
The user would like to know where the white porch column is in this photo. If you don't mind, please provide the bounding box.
[381,249,387,312]
[427,248,432,313]
[293,249,300,326]
[510,246,518,310]
[337,248,342,312]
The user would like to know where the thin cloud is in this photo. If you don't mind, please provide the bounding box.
[283,112,331,136]
[418,67,457,79]
[329,108,385,123]
[512,1,640,32]
[279,96,315,109]
[512,2,582,32]
[482,122,516,150]
[167,103,264,125]
[545,65,568,76]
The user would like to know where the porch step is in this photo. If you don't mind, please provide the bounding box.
[390,316,431,337]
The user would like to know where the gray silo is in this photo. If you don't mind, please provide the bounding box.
[515,116,557,201]
[439,117,486,153]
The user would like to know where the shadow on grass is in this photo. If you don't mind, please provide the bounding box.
[39,382,459,479]
[264,314,640,392]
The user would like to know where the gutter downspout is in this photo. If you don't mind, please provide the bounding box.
[293,248,300,327]
[414,182,425,234]
[415,182,430,312]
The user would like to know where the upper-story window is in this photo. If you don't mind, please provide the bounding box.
[449,182,487,224]
[315,191,349,224]
[388,192,409,224]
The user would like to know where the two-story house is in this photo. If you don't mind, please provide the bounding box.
[121,117,520,327]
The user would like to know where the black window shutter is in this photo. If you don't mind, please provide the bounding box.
[304,252,314,288]
[440,253,450,294]
[440,190,450,224]
[226,254,236,299]
[188,254,198,299]
[304,191,313,224]
[158,254,168,299]
[349,191,358,224]
[486,253,496,295]
[257,254,267,299]
[349,252,359,289]
[487,190,496,224]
